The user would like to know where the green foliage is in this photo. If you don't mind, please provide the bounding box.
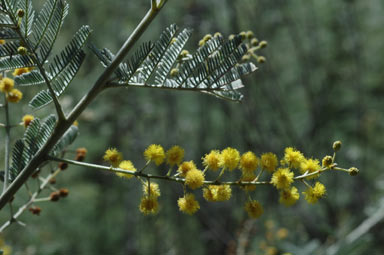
[90,24,257,102]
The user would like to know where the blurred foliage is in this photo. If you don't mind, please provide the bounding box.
[1,0,384,254]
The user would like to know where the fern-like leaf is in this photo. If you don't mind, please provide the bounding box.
[139,24,178,82]
[9,139,26,181]
[16,25,91,87]
[0,41,19,57]
[0,28,19,39]
[29,50,85,109]
[154,28,192,85]
[51,125,78,156]
[18,0,34,37]
[0,55,35,72]
[92,25,259,102]
[32,0,68,61]
[35,114,56,149]
[23,118,41,158]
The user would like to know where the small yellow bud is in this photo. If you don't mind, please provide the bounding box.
[17,9,25,17]
[349,167,359,176]
[170,68,179,77]
[322,155,333,168]
[214,32,222,38]
[246,30,254,39]
[228,34,236,40]
[242,54,251,61]
[333,141,342,151]
[170,38,177,44]
[257,56,266,63]
[198,39,205,47]
[203,34,212,42]
[251,38,259,46]
[17,46,28,55]
[259,40,268,48]
[180,50,189,57]
[239,31,247,40]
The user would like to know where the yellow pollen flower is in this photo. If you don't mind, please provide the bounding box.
[303,182,326,204]
[240,151,259,174]
[166,145,184,166]
[215,184,232,201]
[279,186,300,206]
[300,158,321,179]
[139,196,159,215]
[219,147,240,171]
[103,148,123,167]
[202,150,221,171]
[271,168,294,190]
[116,160,136,179]
[177,160,197,177]
[144,144,165,165]
[6,88,22,103]
[283,147,305,169]
[12,67,31,76]
[244,200,264,218]
[143,182,161,198]
[0,40,5,44]
[261,152,278,172]
[22,114,34,128]
[185,169,205,189]
[177,193,200,215]
[203,185,232,202]
[0,77,14,93]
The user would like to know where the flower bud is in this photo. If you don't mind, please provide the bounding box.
[333,141,342,151]
[259,40,268,48]
[17,46,27,55]
[349,167,359,176]
[58,162,68,170]
[322,155,333,168]
[17,9,25,17]
[50,191,60,202]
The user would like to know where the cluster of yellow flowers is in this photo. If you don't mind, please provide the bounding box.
[0,62,34,104]
[102,141,357,218]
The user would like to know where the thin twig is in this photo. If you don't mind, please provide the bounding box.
[0,169,61,233]
[2,94,10,194]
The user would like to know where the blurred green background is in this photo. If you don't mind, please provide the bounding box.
[1,0,384,254]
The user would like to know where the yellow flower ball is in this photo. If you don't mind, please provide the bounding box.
[283,147,305,169]
[240,151,259,174]
[144,144,165,165]
[300,158,321,179]
[22,114,34,128]
[271,168,294,190]
[116,160,136,179]
[260,152,278,172]
[279,186,300,206]
[219,147,240,171]
[139,196,159,215]
[12,67,31,76]
[202,150,221,171]
[103,148,123,167]
[143,182,161,198]
[244,200,264,218]
[6,88,23,103]
[177,160,197,177]
[303,182,326,204]
[177,193,200,215]
[166,145,184,166]
[0,77,14,93]
[185,169,205,189]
